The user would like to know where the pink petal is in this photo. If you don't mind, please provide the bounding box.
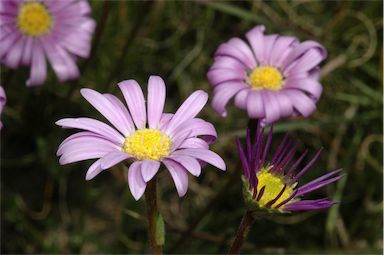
[283,90,316,117]
[173,148,226,171]
[234,88,251,110]
[262,91,281,124]
[167,155,201,177]
[212,81,248,117]
[206,68,246,87]
[27,42,47,87]
[80,88,133,136]
[165,90,208,135]
[179,138,209,150]
[246,90,265,119]
[100,151,131,170]
[128,161,146,200]
[85,159,103,181]
[141,160,160,182]
[245,25,266,65]
[118,80,147,129]
[147,76,166,129]
[56,117,125,145]
[163,159,189,197]
[284,77,323,100]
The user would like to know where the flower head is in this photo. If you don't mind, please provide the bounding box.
[208,25,327,125]
[56,76,226,200]
[0,0,95,86]
[237,124,342,212]
[0,86,6,129]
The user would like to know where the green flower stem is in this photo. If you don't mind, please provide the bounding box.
[145,177,163,255]
[228,210,255,254]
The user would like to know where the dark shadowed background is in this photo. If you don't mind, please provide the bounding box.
[1,1,383,254]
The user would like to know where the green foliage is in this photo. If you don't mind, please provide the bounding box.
[1,1,382,254]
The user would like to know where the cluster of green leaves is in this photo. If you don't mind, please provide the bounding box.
[1,1,382,254]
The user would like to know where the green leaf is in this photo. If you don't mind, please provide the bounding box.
[155,213,165,246]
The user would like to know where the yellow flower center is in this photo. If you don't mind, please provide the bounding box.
[17,2,53,37]
[256,168,293,208]
[122,129,172,161]
[248,66,283,90]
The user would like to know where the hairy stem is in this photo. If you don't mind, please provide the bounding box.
[145,177,162,255]
[228,210,255,254]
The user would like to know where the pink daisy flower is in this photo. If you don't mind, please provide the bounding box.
[207,25,327,125]
[0,0,95,86]
[0,86,6,129]
[56,76,226,200]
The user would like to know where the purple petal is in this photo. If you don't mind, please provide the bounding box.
[172,118,217,144]
[167,155,201,177]
[80,89,133,136]
[215,38,256,69]
[163,159,189,197]
[268,36,298,68]
[118,80,147,129]
[234,88,251,110]
[283,90,316,117]
[262,91,281,124]
[85,159,103,181]
[245,25,266,65]
[284,198,336,211]
[27,42,47,86]
[179,138,209,150]
[295,169,343,197]
[284,48,326,76]
[206,68,246,87]
[128,161,146,200]
[246,90,265,119]
[212,81,248,117]
[173,148,226,171]
[21,37,33,65]
[209,56,246,73]
[103,93,135,134]
[165,90,208,135]
[141,160,161,182]
[284,77,323,101]
[3,36,24,68]
[147,76,166,129]
[56,117,125,145]
[274,92,294,118]
[100,151,131,170]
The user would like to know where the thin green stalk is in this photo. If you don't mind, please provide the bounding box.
[227,210,255,254]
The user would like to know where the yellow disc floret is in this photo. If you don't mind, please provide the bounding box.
[256,168,293,208]
[248,66,283,90]
[123,129,172,161]
[17,2,53,37]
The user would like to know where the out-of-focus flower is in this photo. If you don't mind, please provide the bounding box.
[208,25,327,125]
[237,124,342,212]
[0,86,6,129]
[56,76,226,200]
[0,0,95,86]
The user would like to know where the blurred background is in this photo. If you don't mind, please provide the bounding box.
[1,1,383,254]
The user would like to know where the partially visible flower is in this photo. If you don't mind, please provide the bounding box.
[0,0,95,86]
[237,124,342,212]
[0,86,6,129]
[208,25,327,126]
[56,76,226,200]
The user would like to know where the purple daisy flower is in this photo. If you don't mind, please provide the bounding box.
[236,124,342,212]
[208,25,327,125]
[56,76,226,200]
[0,0,95,86]
[0,86,6,129]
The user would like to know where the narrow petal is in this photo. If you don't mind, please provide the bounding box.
[245,25,266,65]
[118,80,147,129]
[128,161,146,200]
[56,117,125,145]
[284,198,336,211]
[163,159,189,197]
[269,36,297,68]
[234,88,251,110]
[147,76,166,129]
[283,78,323,101]
[141,160,161,182]
[209,56,246,73]
[215,39,256,69]
[80,88,133,136]
[283,90,316,117]
[165,90,208,135]
[85,159,103,181]
[179,138,209,150]
[27,42,47,86]
[262,91,281,124]
[100,151,131,170]
[167,155,201,177]
[206,68,246,87]
[3,35,24,68]
[212,81,248,117]
[173,148,226,171]
[172,118,217,144]
[246,90,265,119]
[275,92,294,118]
